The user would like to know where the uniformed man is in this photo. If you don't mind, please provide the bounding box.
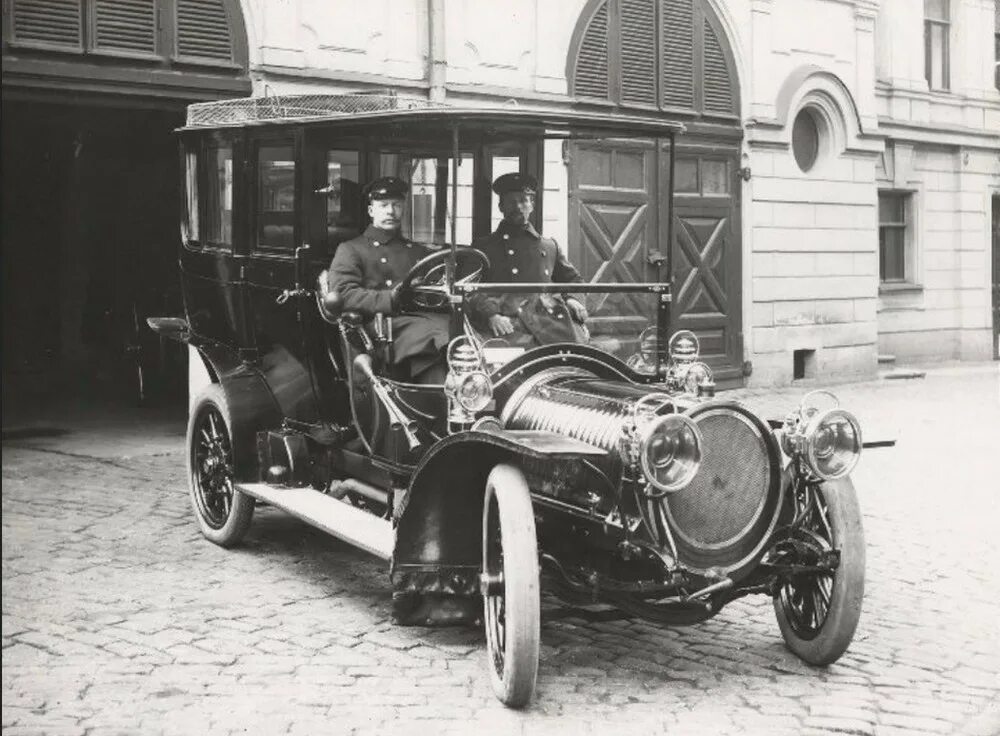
[470,172,588,345]
[327,177,449,384]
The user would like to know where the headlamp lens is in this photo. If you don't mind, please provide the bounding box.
[457,371,493,412]
[805,409,862,479]
[640,414,703,493]
[668,330,700,363]
[683,361,713,394]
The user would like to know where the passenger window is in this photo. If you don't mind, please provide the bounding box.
[183,148,199,245]
[320,150,360,247]
[380,153,474,245]
[257,143,296,250]
[205,143,233,246]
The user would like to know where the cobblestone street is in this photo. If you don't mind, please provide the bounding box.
[3,365,999,736]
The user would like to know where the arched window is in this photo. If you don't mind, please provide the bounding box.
[568,0,739,119]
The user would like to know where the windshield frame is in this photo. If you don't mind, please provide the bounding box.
[457,281,672,379]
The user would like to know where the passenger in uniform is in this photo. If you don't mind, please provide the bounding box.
[470,173,588,345]
[327,177,449,384]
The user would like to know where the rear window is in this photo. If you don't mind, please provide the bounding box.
[205,142,233,246]
[182,147,199,244]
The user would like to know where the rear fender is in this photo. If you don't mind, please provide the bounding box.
[190,343,283,483]
[392,430,604,597]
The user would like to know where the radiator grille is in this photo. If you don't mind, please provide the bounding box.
[664,409,769,547]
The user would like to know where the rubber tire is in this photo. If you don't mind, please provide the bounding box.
[482,463,541,708]
[773,477,865,665]
[187,384,255,547]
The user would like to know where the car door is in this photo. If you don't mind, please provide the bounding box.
[242,131,322,423]
[179,131,252,359]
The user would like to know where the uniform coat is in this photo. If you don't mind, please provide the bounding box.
[470,221,587,345]
[328,225,450,374]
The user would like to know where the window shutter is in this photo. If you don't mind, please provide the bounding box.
[574,2,611,99]
[93,0,157,55]
[11,0,82,50]
[660,0,694,109]
[176,0,234,62]
[702,18,734,114]
[619,0,657,106]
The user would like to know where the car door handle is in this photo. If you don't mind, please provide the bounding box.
[276,288,311,304]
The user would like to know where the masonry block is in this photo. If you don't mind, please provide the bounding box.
[878,329,960,361]
[958,328,993,360]
[754,275,872,301]
[752,301,774,327]
[772,300,816,326]
[815,252,856,276]
[814,203,875,229]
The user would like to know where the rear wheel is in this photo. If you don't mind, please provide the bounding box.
[773,477,865,665]
[187,385,254,547]
[481,464,540,708]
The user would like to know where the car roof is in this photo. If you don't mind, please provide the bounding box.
[181,93,686,139]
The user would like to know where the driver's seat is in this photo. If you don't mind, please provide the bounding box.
[316,269,406,381]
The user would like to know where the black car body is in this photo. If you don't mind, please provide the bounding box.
[151,93,873,707]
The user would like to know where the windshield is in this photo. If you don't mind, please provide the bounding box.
[461,282,666,374]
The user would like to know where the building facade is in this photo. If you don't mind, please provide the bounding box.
[3,0,998,391]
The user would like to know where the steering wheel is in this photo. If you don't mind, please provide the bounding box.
[396,248,490,313]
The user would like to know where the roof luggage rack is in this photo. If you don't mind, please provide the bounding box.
[185,90,444,127]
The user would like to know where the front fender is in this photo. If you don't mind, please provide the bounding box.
[391,429,604,599]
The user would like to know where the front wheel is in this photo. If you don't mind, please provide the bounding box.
[773,477,865,665]
[481,464,540,708]
[187,385,255,547]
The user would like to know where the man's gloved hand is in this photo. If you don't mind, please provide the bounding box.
[389,283,403,314]
[489,314,515,336]
[566,297,589,324]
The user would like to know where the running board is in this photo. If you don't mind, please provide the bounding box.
[238,483,393,560]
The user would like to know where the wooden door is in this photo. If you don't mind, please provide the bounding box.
[668,143,743,385]
[568,139,744,385]
[568,141,659,348]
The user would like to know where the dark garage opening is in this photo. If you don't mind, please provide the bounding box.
[2,100,187,413]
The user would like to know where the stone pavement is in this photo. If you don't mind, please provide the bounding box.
[3,364,999,736]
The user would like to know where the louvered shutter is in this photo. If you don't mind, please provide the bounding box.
[702,18,734,114]
[11,0,82,50]
[574,3,610,99]
[619,0,657,106]
[660,0,694,109]
[93,0,156,55]
[176,0,234,62]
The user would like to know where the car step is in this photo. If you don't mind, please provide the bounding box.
[238,483,393,560]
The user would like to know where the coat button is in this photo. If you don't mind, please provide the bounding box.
[507,249,514,255]
[511,268,519,275]
[380,257,388,263]
[385,279,393,286]
[372,241,380,246]
[502,234,510,240]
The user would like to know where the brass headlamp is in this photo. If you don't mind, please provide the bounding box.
[781,390,862,480]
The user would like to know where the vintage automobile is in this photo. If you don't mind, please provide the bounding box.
[151,93,874,708]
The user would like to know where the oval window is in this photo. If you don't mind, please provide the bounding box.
[792,109,820,172]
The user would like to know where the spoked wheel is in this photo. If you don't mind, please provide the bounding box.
[481,464,540,708]
[187,385,254,547]
[773,477,865,665]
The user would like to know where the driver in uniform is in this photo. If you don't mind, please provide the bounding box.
[327,176,449,384]
[470,173,589,345]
